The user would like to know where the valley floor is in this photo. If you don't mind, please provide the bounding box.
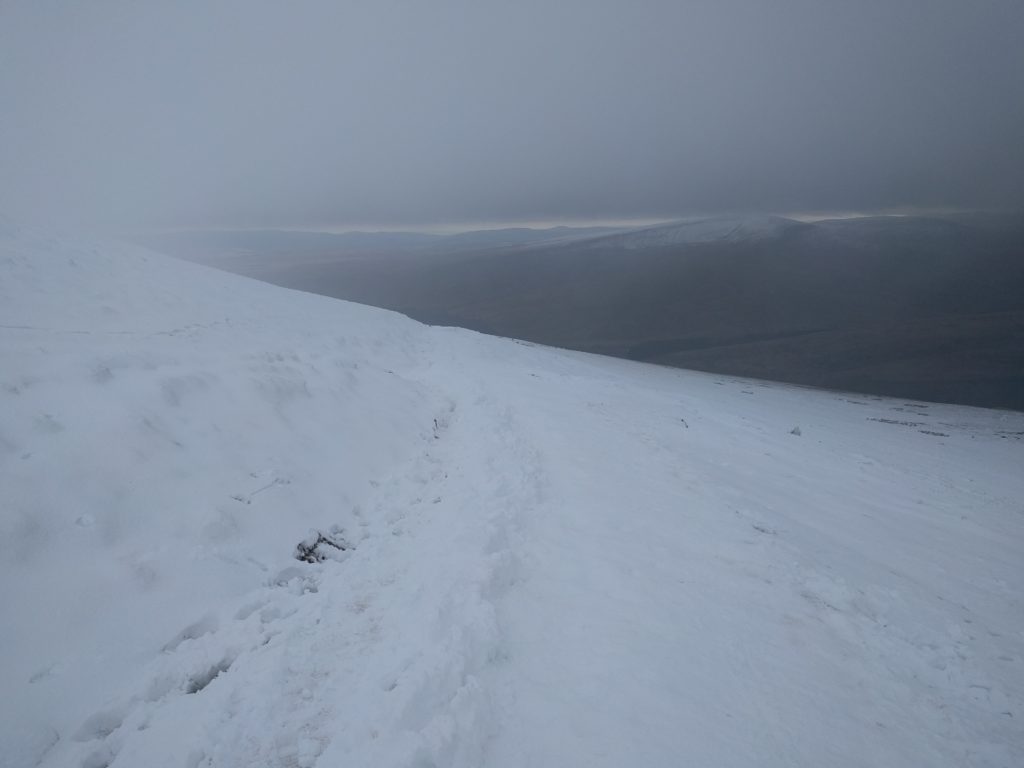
[2,232,1022,767]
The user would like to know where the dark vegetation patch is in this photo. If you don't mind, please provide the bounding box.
[294,527,351,563]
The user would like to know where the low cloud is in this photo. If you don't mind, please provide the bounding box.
[1,0,1022,229]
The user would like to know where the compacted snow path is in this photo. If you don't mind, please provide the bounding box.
[3,230,1022,767]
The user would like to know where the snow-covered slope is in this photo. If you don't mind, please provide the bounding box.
[2,228,1022,768]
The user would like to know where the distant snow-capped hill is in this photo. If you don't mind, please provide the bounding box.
[574,215,802,250]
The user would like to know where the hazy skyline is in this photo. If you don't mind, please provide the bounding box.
[2,0,1022,230]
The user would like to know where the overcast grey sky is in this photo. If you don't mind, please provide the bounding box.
[1,0,1022,230]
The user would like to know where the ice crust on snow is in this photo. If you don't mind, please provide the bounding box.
[1,227,1022,767]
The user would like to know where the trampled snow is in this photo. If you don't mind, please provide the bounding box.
[1,227,1022,767]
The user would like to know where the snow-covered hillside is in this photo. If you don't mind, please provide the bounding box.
[2,228,1022,768]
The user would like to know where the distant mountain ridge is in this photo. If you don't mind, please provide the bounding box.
[571,215,803,250]
[137,224,625,266]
